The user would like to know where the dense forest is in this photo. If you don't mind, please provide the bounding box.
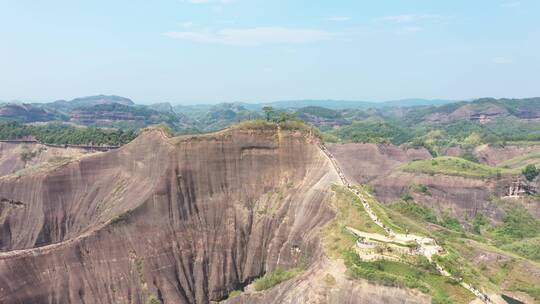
[0,122,137,146]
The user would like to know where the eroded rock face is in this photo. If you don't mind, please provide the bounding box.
[327,143,431,184]
[424,104,509,124]
[224,258,430,304]
[327,142,537,221]
[0,129,339,304]
[369,171,510,220]
[0,142,95,178]
[473,144,540,166]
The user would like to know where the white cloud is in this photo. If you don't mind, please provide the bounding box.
[383,15,417,23]
[398,26,423,34]
[164,27,337,46]
[181,21,197,28]
[492,57,512,64]
[382,14,446,23]
[326,16,350,22]
[500,1,521,8]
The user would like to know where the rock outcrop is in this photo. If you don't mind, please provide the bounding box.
[0,142,95,178]
[327,142,540,221]
[0,128,340,303]
[327,143,432,184]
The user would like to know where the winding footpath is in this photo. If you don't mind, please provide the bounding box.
[318,143,493,304]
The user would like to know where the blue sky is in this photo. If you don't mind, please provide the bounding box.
[1,0,539,104]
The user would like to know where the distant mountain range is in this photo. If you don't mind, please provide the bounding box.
[255,98,455,110]
[1,95,538,134]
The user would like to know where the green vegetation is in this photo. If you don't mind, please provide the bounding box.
[74,103,180,127]
[351,185,407,234]
[522,164,539,182]
[389,201,463,233]
[324,182,540,302]
[313,98,540,154]
[146,294,160,304]
[323,186,477,303]
[440,214,464,232]
[295,106,342,119]
[252,267,305,291]
[20,149,39,161]
[262,106,274,121]
[390,201,438,224]
[110,210,133,225]
[322,185,385,257]
[344,250,474,304]
[412,184,432,196]
[491,207,540,240]
[472,214,488,235]
[402,157,510,179]
[0,121,137,145]
[142,123,174,137]
[501,237,540,261]
[233,119,321,138]
[512,285,540,302]
[227,290,242,299]
[327,121,413,145]
[499,151,540,169]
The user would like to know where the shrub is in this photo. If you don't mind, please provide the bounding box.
[227,290,242,299]
[493,207,540,239]
[146,294,160,304]
[472,214,488,235]
[20,150,38,161]
[401,192,414,202]
[391,201,438,224]
[441,214,463,232]
[253,267,304,291]
[522,164,539,182]
[502,238,540,261]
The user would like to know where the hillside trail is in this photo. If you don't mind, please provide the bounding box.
[318,143,494,304]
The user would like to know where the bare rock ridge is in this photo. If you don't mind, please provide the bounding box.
[0,127,341,303]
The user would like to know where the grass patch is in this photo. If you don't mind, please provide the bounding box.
[402,156,512,179]
[440,214,464,232]
[511,284,540,302]
[501,237,540,261]
[412,184,432,196]
[327,183,540,302]
[352,186,406,234]
[146,294,160,304]
[252,267,304,291]
[498,151,540,169]
[322,185,386,257]
[227,290,242,299]
[490,206,540,240]
[390,201,438,224]
[110,210,133,225]
[233,119,321,138]
[343,250,474,304]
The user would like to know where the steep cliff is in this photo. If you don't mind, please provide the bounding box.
[0,127,340,303]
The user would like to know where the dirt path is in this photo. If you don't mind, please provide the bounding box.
[319,143,494,304]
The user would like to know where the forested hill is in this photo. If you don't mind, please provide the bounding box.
[0,121,137,146]
[0,96,539,149]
